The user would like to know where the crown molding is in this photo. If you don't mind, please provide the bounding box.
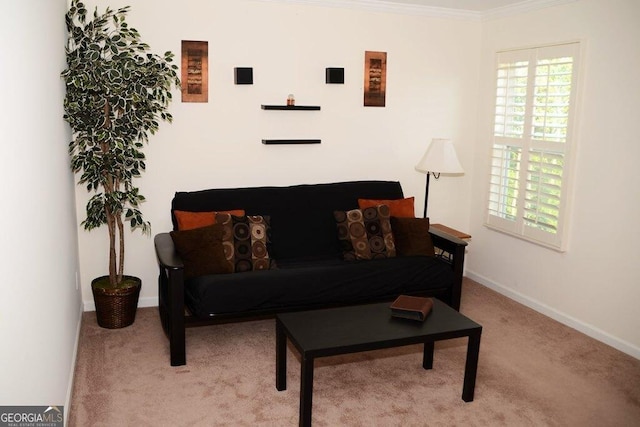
[482,0,579,21]
[252,0,482,21]
[250,0,579,21]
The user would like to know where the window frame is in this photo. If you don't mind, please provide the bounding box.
[485,41,581,252]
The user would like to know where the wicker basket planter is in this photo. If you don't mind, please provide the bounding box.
[92,275,141,329]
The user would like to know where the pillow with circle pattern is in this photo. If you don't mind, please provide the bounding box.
[334,204,396,261]
[214,213,274,272]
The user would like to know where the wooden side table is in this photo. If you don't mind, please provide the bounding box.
[430,223,470,261]
[430,223,471,240]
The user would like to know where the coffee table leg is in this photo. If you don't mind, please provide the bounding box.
[423,341,434,369]
[276,319,287,391]
[299,355,314,427]
[462,329,482,402]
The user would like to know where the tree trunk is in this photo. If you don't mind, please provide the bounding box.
[116,213,125,284]
[102,100,120,287]
[106,208,117,287]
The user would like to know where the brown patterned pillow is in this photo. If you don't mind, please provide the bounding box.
[215,213,274,272]
[334,205,396,261]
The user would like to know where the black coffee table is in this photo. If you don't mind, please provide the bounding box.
[275,299,482,427]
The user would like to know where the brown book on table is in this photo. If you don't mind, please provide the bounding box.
[390,295,434,321]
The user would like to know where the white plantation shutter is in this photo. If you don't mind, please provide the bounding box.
[524,149,563,233]
[488,144,521,221]
[486,42,580,251]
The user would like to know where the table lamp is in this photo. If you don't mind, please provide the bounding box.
[415,138,464,218]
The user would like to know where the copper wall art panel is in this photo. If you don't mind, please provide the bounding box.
[363,51,387,107]
[181,40,208,102]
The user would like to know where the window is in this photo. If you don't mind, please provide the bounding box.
[486,42,580,251]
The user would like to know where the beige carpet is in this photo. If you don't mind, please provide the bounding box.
[68,278,640,426]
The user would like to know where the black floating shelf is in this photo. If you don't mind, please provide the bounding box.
[261,105,321,111]
[262,139,321,145]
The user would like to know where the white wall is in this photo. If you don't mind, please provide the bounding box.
[468,0,640,357]
[74,0,640,360]
[0,0,82,410]
[76,0,480,308]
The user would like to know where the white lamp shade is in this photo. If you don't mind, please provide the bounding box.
[415,138,464,174]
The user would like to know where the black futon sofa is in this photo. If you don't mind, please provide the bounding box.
[154,180,468,366]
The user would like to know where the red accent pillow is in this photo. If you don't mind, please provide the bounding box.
[358,197,415,218]
[174,209,245,230]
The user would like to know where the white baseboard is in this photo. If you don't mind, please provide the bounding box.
[466,270,640,360]
[83,296,158,312]
[64,299,83,427]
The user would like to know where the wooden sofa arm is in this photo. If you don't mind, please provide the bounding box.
[154,233,186,366]
[429,227,468,311]
[155,232,184,270]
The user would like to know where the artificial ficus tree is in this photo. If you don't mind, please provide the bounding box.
[62,0,180,287]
